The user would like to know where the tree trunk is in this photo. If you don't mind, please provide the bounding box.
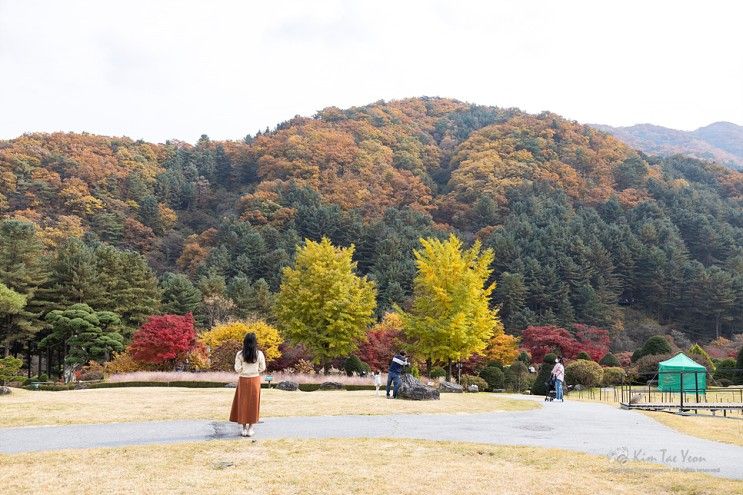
[26,345,31,378]
[447,359,452,382]
[426,358,432,377]
[46,347,52,377]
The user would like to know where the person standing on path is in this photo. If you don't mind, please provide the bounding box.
[372,370,382,396]
[230,332,266,437]
[551,357,565,402]
[386,351,409,399]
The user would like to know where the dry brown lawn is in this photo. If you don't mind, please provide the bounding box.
[641,411,743,448]
[0,388,536,427]
[2,438,740,495]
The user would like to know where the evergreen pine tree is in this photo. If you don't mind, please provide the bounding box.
[0,220,48,353]
[161,273,202,315]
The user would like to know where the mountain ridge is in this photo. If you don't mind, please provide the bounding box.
[592,121,743,170]
[1,97,741,346]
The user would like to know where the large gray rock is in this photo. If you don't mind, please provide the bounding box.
[318,381,345,390]
[276,381,299,391]
[0,386,11,395]
[439,381,464,393]
[467,384,479,393]
[398,373,440,401]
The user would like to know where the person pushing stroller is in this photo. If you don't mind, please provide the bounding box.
[545,357,565,402]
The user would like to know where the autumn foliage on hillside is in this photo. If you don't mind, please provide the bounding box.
[1,96,741,366]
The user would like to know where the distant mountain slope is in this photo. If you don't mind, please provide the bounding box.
[592,122,743,170]
[1,97,742,343]
[692,122,743,158]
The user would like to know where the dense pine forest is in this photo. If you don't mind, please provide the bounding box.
[1,97,741,370]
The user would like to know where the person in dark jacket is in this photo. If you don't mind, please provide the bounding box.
[386,351,409,399]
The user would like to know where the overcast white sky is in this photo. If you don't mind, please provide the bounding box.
[1,0,741,143]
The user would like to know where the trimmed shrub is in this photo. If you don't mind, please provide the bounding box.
[599,353,621,367]
[208,340,242,372]
[631,352,708,381]
[632,335,672,362]
[38,373,49,382]
[717,379,732,387]
[531,362,554,396]
[629,353,672,379]
[517,351,530,365]
[713,358,736,382]
[543,353,557,365]
[460,374,488,391]
[602,367,626,386]
[576,351,591,361]
[24,383,76,391]
[504,362,529,392]
[292,359,316,375]
[187,342,210,371]
[344,355,365,376]
[565,360,604,388]
[78,362,104,381]
[297,383,376,392]
[0,356,24,385]
[479,366,505,391]
[78,370,104,381]
[105,350,157,374]
[429,366,446,379]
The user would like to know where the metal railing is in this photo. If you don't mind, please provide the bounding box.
[618,369,743,416]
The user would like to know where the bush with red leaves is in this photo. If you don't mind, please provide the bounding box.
[521,324,610,363]
[130,313,196,367]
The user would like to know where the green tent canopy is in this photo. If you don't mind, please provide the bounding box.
[658,353,707,393]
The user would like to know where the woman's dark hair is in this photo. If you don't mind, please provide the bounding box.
[242,332,258,364]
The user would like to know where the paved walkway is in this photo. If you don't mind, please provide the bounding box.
[2,395,742,480]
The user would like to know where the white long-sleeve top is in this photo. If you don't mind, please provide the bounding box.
[551,362,565,382]
[234,350,266,377]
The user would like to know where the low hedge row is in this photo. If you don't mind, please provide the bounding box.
[293,384,377,392]
[22,381,380,391]
[22,383,77,391]
[91,381,229,389]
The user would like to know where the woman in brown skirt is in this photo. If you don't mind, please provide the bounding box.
[230,332,266,437]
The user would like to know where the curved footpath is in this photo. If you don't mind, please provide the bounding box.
[1,395,742,480]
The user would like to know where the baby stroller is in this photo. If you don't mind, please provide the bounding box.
[544,376,557,401]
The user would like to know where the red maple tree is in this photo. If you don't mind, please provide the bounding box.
[521,324,610,363]
[573,324,610,362]
[130,313,196,366]
[358,313,404,372]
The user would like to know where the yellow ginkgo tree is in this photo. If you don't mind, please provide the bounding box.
[397,234,506,379]
[200,320,283,362]
[275,237,377,373]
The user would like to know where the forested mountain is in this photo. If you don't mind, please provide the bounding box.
[1,97,741,360]
[593,122,743,170]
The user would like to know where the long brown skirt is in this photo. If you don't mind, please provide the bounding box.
[229,376,261,425]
